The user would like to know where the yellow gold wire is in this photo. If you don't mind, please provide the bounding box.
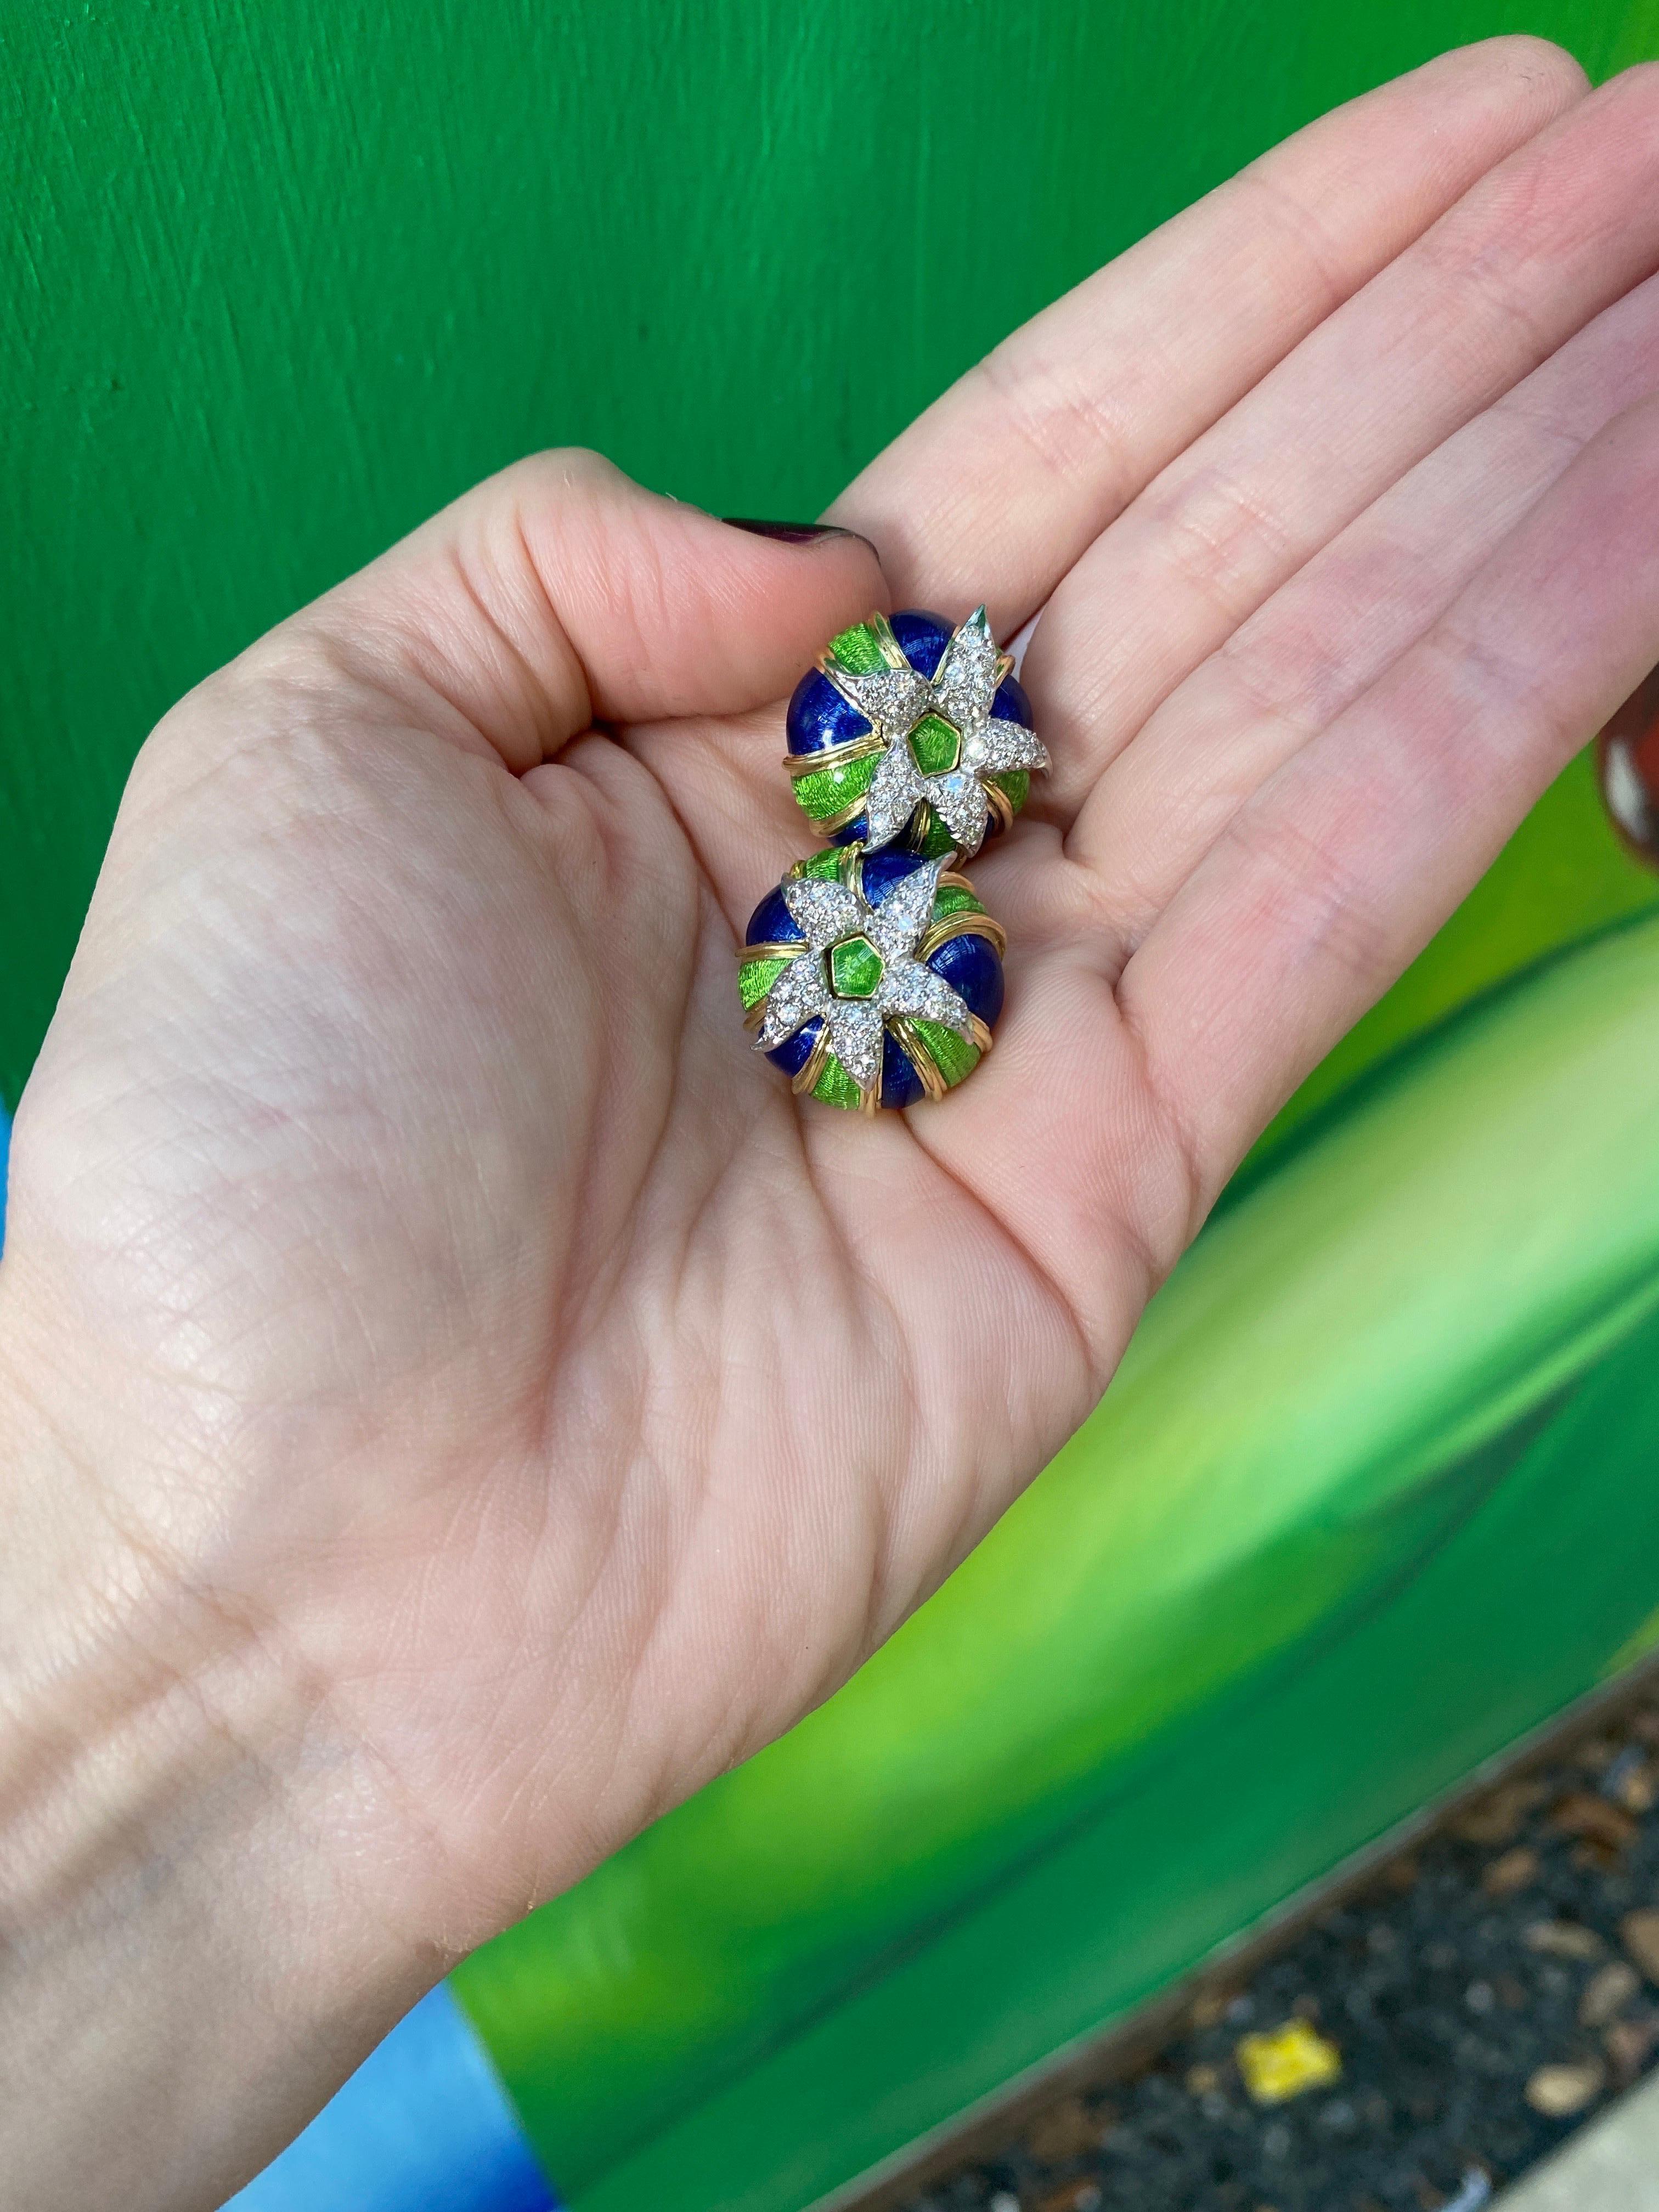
[809,794,872,836]
[781,730,886,777]
[890,1015,948,1103]
[919,910,1007,961]
[791,1025,832,1096]
[868,611,909,670]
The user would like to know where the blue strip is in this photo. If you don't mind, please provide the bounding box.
[1,1099,9,1251]
[223,1983,557,2212]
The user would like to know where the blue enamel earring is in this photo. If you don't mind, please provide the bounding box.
[740,607,1046,1113]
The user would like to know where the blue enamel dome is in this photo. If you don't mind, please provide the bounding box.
[745,885,805,946]
[786,670,871,757]
[926,928,1005,1030]
[993,670,1034,727]
[766,1018,823,1080]
[879,1030,924,1110]
[784,610,970,758]
[888,608,953,680]
[860,846,930,905]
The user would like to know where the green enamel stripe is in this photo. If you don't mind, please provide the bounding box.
[799,848,843,882]
[812,1051,864,1109]
[993,769,1029,814]
[738,955,789,1012]
[827,620,886,675]
[793,751,877,824]
[914,809,957,860]
[931,884,984,921]
[911,1018,980,1089]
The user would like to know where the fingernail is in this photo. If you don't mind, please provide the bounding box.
[723,517,880,560]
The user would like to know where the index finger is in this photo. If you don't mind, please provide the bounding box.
[829,38,1585,628]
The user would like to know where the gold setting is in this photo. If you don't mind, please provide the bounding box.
[919,909,1008,962]
[984,779,1017,836]
[888,1014,948,1103]
[812,793,876,838]
[781,728,887,777]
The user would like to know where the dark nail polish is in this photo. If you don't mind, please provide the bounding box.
[723,518,878,558]
[1599,663,1659,871]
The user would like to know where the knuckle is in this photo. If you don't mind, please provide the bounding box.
[977,336,1138,511]
[1228,800,1379,994]
[1144,461,1294,629]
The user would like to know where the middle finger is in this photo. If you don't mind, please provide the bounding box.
[1029,65,1659,823]
[1070,265,1659,941]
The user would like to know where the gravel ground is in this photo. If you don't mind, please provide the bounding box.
[902,1699,1659,2212]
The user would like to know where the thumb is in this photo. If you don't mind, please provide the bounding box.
[288,448,888,771]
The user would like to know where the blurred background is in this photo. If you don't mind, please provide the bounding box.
[9,5,1659,2210]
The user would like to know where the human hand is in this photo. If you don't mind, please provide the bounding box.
[7,40,1659,2210]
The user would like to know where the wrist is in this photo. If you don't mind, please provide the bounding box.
[0,1289,437,2211]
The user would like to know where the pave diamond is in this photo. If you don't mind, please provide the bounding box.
[935,607,1002,727]
[862,746,927,848]
[965,716,1049,776]
[781,873,862,950]
[825,1000,883,1088]
[811,609,1047,856]
[825,663,933,731]
[879,961,973,1034]
[928,770,990,853]
[868,859,944,963]
[755,950,829,1051]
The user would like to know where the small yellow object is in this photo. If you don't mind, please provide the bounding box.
[1234,2019,1342,2104]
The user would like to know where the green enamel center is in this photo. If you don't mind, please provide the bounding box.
[829,934,883,1000]
[909,713,961,775]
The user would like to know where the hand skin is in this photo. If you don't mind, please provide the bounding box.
[8,39,1659,2209]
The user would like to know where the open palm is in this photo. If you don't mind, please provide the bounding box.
[9,41,1659,2210]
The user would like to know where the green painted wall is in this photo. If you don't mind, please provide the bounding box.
[5,0,1659,1107]
[11,8,1659,2209]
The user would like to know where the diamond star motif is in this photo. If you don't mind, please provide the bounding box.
[754,857,979,1104]
[822,607,1049,856]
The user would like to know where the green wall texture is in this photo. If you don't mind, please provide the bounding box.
[5,0,1659,1106]
[12,7,1659,2210]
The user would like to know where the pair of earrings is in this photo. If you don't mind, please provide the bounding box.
[738,606,1047,1111]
